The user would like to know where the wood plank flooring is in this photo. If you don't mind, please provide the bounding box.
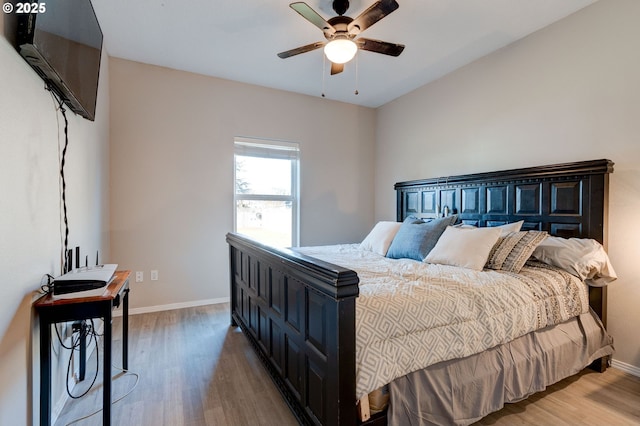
[54,303,297,426]
[54,303,640,426]
[474,367,640,425]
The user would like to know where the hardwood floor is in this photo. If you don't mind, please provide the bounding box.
[55,303,640,426]
[473,368,640,425]
[54,303,298,426]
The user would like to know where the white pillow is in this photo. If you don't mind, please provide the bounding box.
[496,220,524,236]
[531,236,617,286]
[453,220,523,237]
[360,221,402,256]
[424,226,503,271]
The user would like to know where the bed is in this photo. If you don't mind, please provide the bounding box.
[226,159,615,425]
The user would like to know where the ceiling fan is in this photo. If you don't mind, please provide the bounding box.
[278,0,405,75]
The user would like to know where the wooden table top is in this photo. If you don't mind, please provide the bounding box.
[33,270,131,308]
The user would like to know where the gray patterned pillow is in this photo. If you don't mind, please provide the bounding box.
[486,231,548,273]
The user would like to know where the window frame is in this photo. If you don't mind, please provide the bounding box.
[233,137,300,247]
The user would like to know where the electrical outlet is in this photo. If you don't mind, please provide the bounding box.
[135,271,144,282]
[151,270,158,281]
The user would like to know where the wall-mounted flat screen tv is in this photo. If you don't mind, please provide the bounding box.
[16,0,103,121]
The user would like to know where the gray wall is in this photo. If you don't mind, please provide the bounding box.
[0,19,111,425]
[109,58,376,311]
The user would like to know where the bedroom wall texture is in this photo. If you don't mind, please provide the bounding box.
[375,0,640,372]
[109,58,376,311]
[0,17,111,426]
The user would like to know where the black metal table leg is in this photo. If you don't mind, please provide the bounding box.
[79,325,86,381]
[39,317,51,426]
[103,306,112,425]
[123,288,129,370]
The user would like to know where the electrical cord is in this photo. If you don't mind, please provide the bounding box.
[47,86,69,275]
[51,317,140,425]
[67,321,100,400]
[65,365,140,426]
[58,99,70,273]
[53,319,99,399]
[39,274,55,295]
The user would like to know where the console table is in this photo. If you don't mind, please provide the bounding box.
[34,270,131,426]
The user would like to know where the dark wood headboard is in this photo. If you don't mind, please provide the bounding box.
[395,159,614,330]
[395,159,613,243]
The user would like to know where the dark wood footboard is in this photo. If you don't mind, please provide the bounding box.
[227,232,360,426]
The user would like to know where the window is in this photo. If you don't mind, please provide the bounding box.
[234,138,300,247]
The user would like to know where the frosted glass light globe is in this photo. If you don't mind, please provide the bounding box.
[324,39,357,64]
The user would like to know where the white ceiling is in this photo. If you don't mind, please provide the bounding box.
[91,0,597,108]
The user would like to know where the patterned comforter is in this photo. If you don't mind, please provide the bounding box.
[296,244,589,399]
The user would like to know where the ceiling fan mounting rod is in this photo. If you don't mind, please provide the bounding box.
[325,16,354,40]
[333,0,349,16]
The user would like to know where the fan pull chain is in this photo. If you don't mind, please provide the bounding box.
[321,54,326,98]
[354,51,359,95]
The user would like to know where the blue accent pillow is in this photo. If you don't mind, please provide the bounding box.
[403,216,423,224]
[386,215,458,261]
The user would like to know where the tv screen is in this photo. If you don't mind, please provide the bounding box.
[16,0,103,121]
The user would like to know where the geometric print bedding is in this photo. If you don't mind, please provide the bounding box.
[296,244,589,399]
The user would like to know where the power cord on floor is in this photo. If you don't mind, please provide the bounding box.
[51,317,140,425]
[64,364,140,426]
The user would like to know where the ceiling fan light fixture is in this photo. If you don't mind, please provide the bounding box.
[324,38,357,64]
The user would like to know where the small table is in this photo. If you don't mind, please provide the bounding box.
[34,270,131,426]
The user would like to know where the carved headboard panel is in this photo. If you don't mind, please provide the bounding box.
[395,159,613,244]
[395,159,614,328]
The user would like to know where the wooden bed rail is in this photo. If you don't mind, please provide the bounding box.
[227,232,360,426]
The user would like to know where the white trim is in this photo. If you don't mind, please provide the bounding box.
[235,136,299,150]
[113,297,229,317]
[611,358,640,378]
[235,193,295,202]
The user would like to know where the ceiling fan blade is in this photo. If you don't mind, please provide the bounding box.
[347,0,399,35]
[357,38,405,56]
[330,62,344,75]
[290,2,336,36]
[278,41,325,59]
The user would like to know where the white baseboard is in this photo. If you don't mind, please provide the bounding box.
[611,358,640,377]
[113,297,229,317]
